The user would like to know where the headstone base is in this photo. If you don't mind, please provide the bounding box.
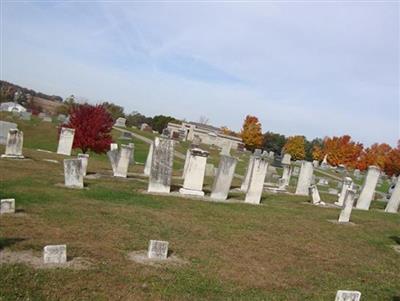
[1,154,24,159]
[327,219,356,226]
[179,188,205,197]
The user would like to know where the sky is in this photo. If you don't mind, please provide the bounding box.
[1,1,399,147]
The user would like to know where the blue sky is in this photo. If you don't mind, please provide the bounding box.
[1,1,399,147]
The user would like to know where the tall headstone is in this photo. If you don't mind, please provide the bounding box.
[245,154,269,204]
[43,245,67,264]
[147,137,174,193]
[385,177,400,213]
[210,155,237,200]
[335,177,353,206]
[63,159,83,188]
[0,198,15,214]
[107,149,119,175]
[114,144,133,178]
[241,149,262,191]
[338,189,357,223]
[179,148,209,196]
[321,154,328,169]
[78,153,89,176]
[2,129,24,158]
[57,127,75,156]
[280,153,292,188]
[335,290,361,301]
[144,142,154,176]
[295,162,314,196]
[356,165,380,210]
[148,240,169,259]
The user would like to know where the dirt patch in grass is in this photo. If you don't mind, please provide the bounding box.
[127,250,189,267]
[327,219,357,226]
[0,250,92,270]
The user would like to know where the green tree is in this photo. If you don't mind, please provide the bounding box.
[151,115,180,133]
[262,131,287,155]
[102,101,125,120]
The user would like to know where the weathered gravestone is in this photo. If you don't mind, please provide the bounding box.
[280,153,292,187]
[110,143,118,151]
[180,148,209,196]
[78,153,89,176]
[292,166,300,176]
[338,189,357,223]
[2,129,24,158]
[144,141,154,176]
[312,160,319,168]
[241,149,262,192]
[107,149,119,175]
[334,290,361,301]
[128,143,135,164]
[43,245,67,264]
[114,144,133,178]
[309,185,324,205]
[0,121,18,145]
[147,137,174,193]
[356,165,380,210]
[63,159,83,188]
[119,131,133,140]
[385,177,400,213]
[245,154,269,204]
[182,149,191,179]
[57,127,75,156]
[295,162,314,196]
[114,117,126,127]
[210,155,237,200]
[148,240,169,259]
[220,141,232,156]
[335,177,353,206]
[353,169,361,178]
[317,178,329,186]
[0,199,15,214]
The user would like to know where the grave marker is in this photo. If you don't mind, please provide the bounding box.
[295,161,314,196]
[148,240,169,259]
[335,290,361,301]
[356,165,380,210]
[241,149,262,191]
[78,153,89,176]
[179,148,209,196]
[0,199,15,214]
[338,189,357,223]
[63,159,83,188]
[57,127,75,156]
[335,177,353,206]
[2,129,24,158]
[43,245,67,264]
[245,154,269,204]
[144,141,154,176]
[385,177,400,213]
[210,155,237,200]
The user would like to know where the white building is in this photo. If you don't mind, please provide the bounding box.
[0,102,27,113]
[167,122,243,150]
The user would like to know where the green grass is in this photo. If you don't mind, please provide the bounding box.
[1,112,399,300]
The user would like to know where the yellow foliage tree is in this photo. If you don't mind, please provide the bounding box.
[240,115,263,151]
[283,136,306,160]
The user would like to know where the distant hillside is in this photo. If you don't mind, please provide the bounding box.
[0,80,63,115]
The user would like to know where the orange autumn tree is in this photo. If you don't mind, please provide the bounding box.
[313,135,363,168]
[283,135,306,160]
[240,115,263,151]
[385,140,400,176]
[357,143,392,171]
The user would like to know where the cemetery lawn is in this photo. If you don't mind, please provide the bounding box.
[0,113,399,300]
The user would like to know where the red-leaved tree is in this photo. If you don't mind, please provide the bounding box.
[62,104,114,153]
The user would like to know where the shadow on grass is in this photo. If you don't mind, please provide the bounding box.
[0,238,25,250]
[389,236,400,245]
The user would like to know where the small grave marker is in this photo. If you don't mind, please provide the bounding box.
[0,199,15,214]
[148,240,169,259]
[43,245,67,264]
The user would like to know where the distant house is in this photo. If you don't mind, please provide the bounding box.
[167,121,243,150]
[0,102,27,113]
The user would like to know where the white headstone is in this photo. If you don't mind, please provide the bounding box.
[338,189,357,223]
[0,198,15,214]
[43,245,67,264]
[114,144,133,178]
[335,177,353,206]
[114,117,126,128]
[309,185,323,205]
[281,153,291,165]
[385,177,400,213]
[144,142,154,176]
[0,121,18,145]
[182,149,191,179]
[180,148,209,196]
[312,160,319,168]
[241,149,262,192]
[147,240,168,259]
[110,143,118,151]
[148,137,174,193]
[220,141,232,156]
[295,162,314,196]
[245,155,269,204]
[107,149,119,175]
[128,142,135,164]
[356,165,380,210]
[78,153,89,176]
[335,290,361,301]
[63,159,83,188]
[2,129,24,158]
[57,127,75,156]
[210,155,237,200]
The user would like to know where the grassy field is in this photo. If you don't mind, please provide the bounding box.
[0,114,399,300]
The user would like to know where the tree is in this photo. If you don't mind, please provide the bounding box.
[126,111,152,127]
[151,115,180,134]
[262,131,287,155]
[56,95,77,115]
[313,135,363,168]
[357,143,392,171]
[64,104,114,154]
[102,101,125,120]
[306,138,323,161]
[220,126,238,137]
[240,115,263,151]
[283,136,306,160]
[385,140,400,176]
